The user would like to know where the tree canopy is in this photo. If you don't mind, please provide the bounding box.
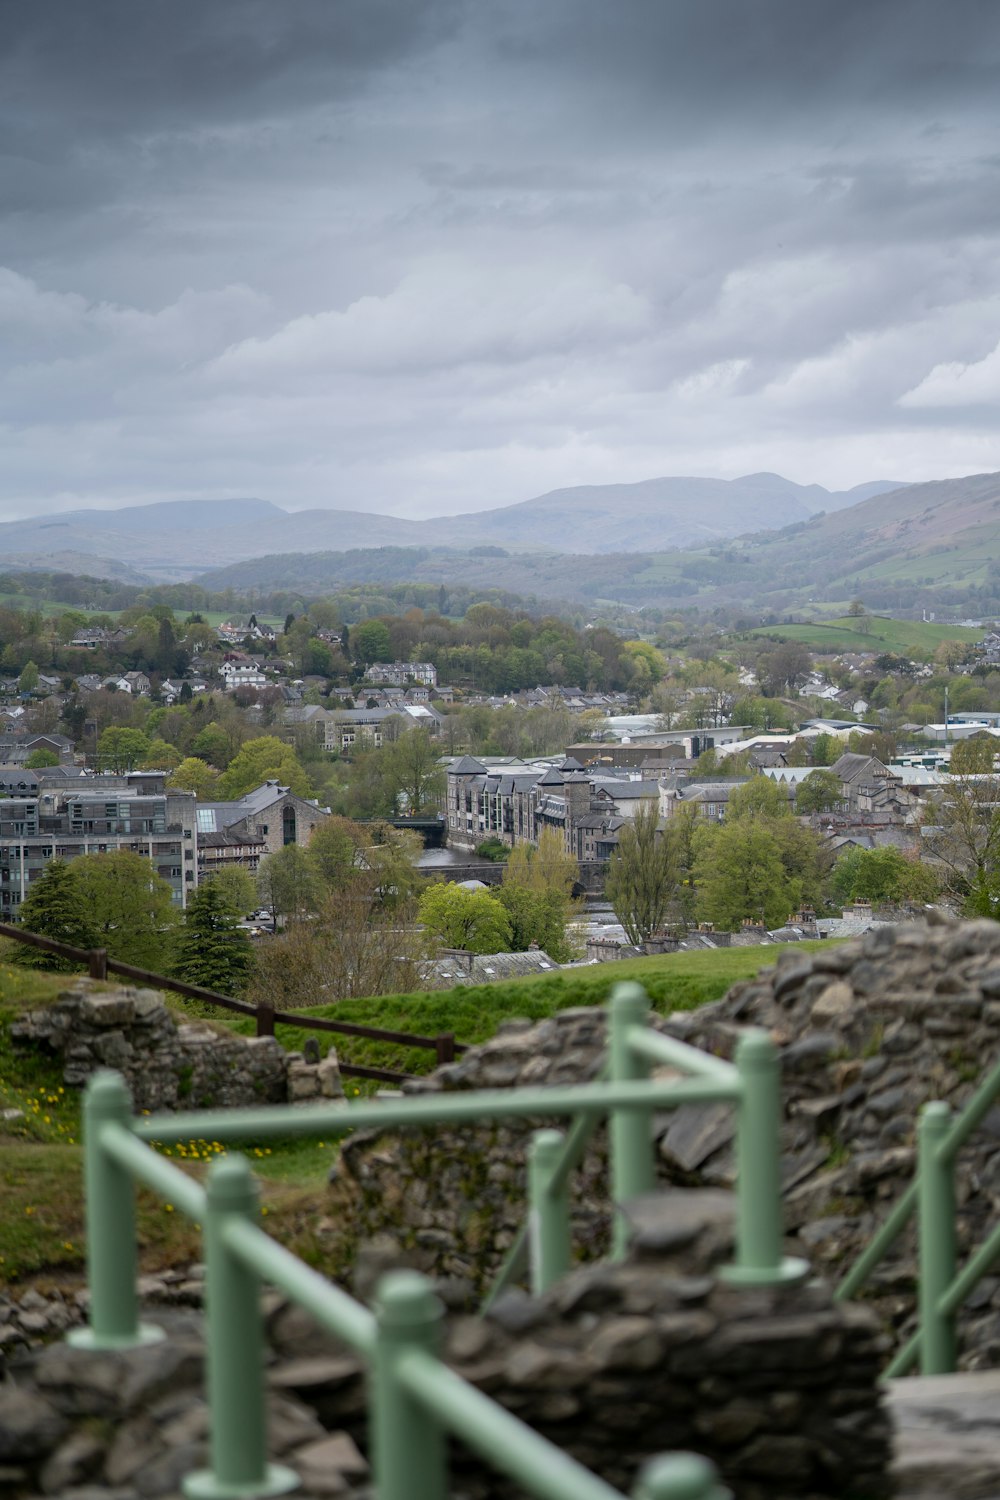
[417,883,513,954]
[216,737,313,800]
[74,850,179,971]
[796,769,844,815]
[97,726,151,774]
[256,843,324,923]
[830,846,940,907]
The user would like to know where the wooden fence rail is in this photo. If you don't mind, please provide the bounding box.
[0,921,465,1085]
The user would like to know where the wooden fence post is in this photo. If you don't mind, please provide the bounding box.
[88,948,108,981]
[435,1033,456,1066]
[256,1002,275,1038]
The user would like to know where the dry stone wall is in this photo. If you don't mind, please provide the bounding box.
[337,913,1000,1367]
[0,1202,891,1500]
[10,980,342,1111]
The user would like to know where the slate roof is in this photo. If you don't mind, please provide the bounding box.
[830,752,896,781]
[448,756,488,774]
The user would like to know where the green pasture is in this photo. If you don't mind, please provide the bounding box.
[752,616,982,658]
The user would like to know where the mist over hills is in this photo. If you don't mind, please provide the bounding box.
[0,473,899,583]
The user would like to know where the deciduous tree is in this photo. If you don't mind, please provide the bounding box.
[216,737,312,800]
[247,883,428,1008]
[693,819,793,931]
[24,748,59,769]
[829,846,939,907]
[167,757,220,798]
[417,883,512,954]
[257,844,324,924]
[923,771,1000,916]
[74,850,179,971]
[795,769,844,815]
[97,726,151,773]
[379,728,444,815]
[949,737,997,775]
[605,803,678,945]
[202,865,258,919]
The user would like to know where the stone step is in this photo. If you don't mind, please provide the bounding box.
[889,1370,1000,1499]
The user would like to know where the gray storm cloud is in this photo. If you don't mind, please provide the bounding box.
[2,0,1000,520]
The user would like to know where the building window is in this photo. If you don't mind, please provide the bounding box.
[283,806,296,845]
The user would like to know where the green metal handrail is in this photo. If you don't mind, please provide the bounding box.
[839,1038,1000,1374]
[64,979,807,1495]
[880,1101,1000,1379]
[835,1044,1000,1376]
[837,1045,1000,1305]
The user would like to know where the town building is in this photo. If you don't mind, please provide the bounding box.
[444,756,657,859]
[0,771,199,916]
[363,662,437,687]
[220,661,268,692]
[194,781,331,880]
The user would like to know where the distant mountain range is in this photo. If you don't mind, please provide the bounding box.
[193,469,1000,616]
[0,473,900,583]
[13,468,1000,617]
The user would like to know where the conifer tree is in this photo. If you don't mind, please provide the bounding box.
[173,883,253,995]
[12,860,99,970]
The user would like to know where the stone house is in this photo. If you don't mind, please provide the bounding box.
[829,752,903,814]
[69,627,111,649]
[195,780,331,878]
[322,706,406,753]
[659,778,751,823]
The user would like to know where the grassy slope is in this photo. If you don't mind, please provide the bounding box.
[0,942,834,1285]
[751,615,981,658]
[220,943,836,1073]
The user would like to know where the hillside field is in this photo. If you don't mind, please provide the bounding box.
[751,615,983,658]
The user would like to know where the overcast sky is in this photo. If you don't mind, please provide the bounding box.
[4,0,1000,522]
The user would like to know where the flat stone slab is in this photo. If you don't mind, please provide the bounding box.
[890,1370,1000,1498]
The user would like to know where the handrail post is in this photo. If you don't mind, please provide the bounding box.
[633,1451,732,1499]
[608,983,655,1259]
[67,1071,163,1351]
[722,1030,807,1287]
[183,1156,297,1499]
[255,1000,275,1038]
[373,1272,447,1500]
[528,1128,571,1294]
[918,1101,957,1375]
[88,946,107,980]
